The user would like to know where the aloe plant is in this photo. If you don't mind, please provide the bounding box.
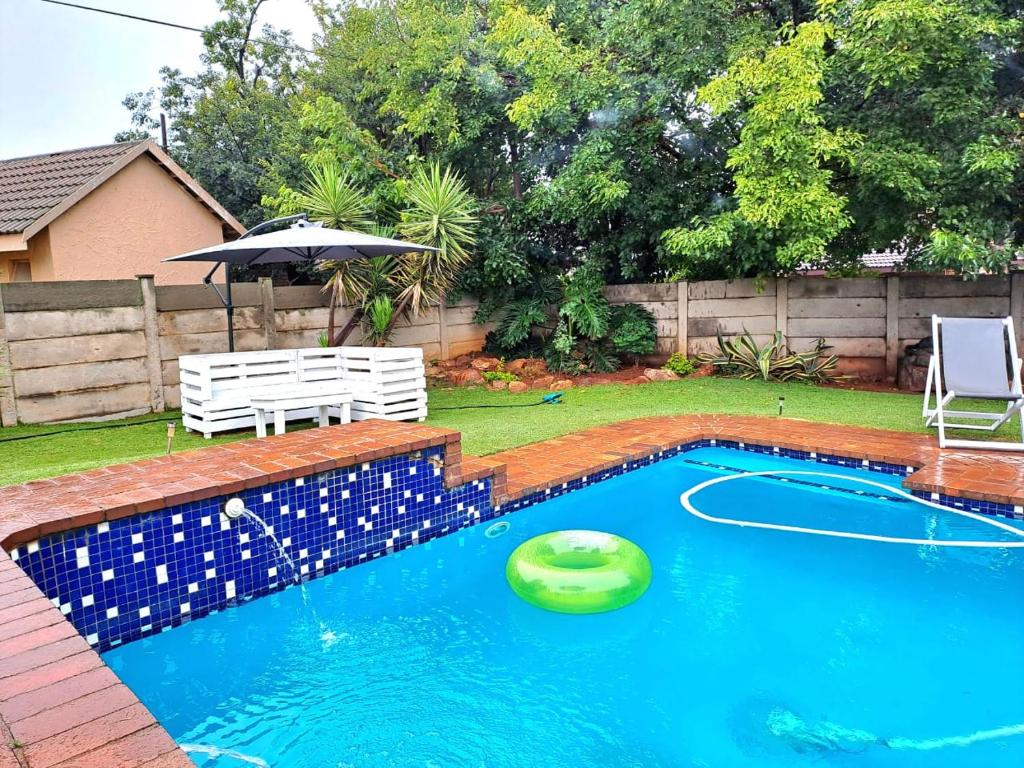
[362,295,396,346]
[700,329,839,383]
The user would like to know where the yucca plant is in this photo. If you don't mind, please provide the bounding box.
[282,160,373,231]
[393,163,478,321]
[362,295,397,346]
[700,329,839,383]
[275,161,375,346]
[267,160,477,348]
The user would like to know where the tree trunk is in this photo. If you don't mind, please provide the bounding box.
[327,293,337,345]
[509,139,523,200]
[332,309,363,346]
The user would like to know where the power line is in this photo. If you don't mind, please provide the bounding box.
[39,0,312,54]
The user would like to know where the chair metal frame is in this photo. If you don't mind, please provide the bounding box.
[923,315,1024,451]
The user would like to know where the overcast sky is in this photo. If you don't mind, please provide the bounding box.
[0,0,318,159]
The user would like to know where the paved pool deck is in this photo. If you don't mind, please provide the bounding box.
[1,415,1022,766]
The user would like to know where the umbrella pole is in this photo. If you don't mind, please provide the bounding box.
[201,261,235,352]
[225,262,235,352]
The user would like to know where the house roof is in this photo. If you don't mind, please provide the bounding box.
[860,250,907,270]
[0,139,245,240]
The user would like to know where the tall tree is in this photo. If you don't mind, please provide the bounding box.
[120,0,300,226]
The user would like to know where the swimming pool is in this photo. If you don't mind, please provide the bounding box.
[105,446,1024,767]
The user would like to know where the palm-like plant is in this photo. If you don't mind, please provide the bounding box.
[268,160,477,347]
[363,295,396,346]
[283,162,374,345]
[394,163,478,320]
[293,161,372,231]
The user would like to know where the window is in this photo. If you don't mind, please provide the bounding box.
[9,260,31,282]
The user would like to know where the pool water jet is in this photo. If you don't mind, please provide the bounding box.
[223,498,336,646]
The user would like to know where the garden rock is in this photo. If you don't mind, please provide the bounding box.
[471,357,501,371]
[898,337,933,392]
[488,380,509,391]
[448,368,484,386]
[644,368,678,381]
[551,379,574,390]
[531,375,554,390]
[508,381,529,394]
[507,358,547,377]
[691,364,716,379]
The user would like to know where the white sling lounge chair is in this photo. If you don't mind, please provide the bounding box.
[923,315,1024,451]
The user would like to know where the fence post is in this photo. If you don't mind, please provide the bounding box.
[775,278,788,337]
[676,281,688,356]
[136,275,165,414]
[259,277,276,350]
[885,275,900,380]
[0,285,17,426]
[1011,273,1024,354]
[438,296,451,360]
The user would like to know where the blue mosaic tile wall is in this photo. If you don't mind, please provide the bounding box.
[10,446,492,652]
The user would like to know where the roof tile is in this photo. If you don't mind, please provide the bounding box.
[0,141,146,234]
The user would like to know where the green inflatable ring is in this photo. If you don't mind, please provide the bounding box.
[505,530,652,614]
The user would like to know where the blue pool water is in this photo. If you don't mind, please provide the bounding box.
[105,447,1024,767]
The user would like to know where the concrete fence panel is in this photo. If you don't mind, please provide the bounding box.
[1,274,1022,425]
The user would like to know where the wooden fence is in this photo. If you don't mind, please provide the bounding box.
[0,274,1020,424]
[606,275,1023,381]
[0,277,491,424]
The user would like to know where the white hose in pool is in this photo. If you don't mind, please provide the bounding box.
[180,744,270,767]
[679,470,1024,548]
[767,708,1024,752]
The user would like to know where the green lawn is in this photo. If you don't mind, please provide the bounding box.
[0,378,1013,486]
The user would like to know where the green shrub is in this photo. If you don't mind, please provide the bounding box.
[699,329,840,383]
[662,352,696,376]
[481,260,657,375]
[608,304,657,360]
[482,370,519,383]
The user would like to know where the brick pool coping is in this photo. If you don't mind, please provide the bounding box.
[1,415,1022,766]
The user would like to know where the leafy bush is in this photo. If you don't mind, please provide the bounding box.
[662,353,696,376]
[482,370,519,383]
[483,260,657,375]
[608,304,657,360]
[700,330,839,382]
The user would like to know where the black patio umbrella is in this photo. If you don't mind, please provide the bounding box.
[163,215,436,351]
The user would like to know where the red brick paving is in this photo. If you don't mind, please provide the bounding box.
[0,420,464,550]
[0,414,1022,767]
[487,414,1024,506]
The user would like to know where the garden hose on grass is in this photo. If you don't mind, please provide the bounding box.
[0,417,176,444]
[431,392,565,411]
[1,393,566,441]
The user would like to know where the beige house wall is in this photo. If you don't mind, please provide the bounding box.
[39,156,221,284]
[0,228,55,282]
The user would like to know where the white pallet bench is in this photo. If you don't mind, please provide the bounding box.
[180,347,429,438]
[298,347,427,423]
[180,350,320,438]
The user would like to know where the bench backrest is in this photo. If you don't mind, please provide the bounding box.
[181,347,425,403]
[179,350,301,402]
[298,347,423,388]
[297,348,346,384]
